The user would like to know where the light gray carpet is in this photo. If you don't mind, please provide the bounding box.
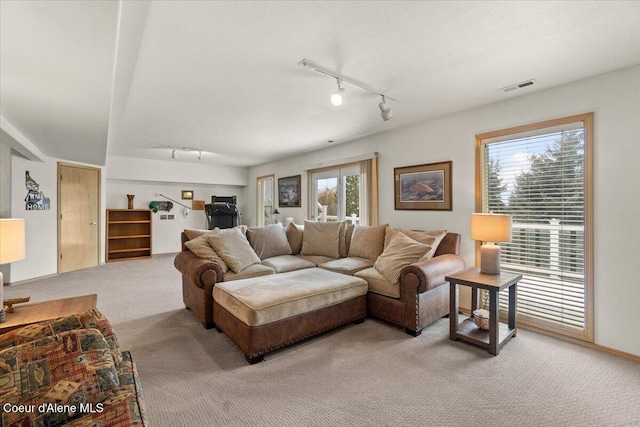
[4,254,640,427]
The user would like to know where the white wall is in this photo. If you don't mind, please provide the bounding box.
[9,155,109,282]
[106,180,244,254]
[246,65,640,356]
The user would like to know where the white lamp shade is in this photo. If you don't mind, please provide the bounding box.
[0,218,26,264]
[470,213,512,243]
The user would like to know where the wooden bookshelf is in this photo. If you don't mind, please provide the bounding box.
[106,209,152,262]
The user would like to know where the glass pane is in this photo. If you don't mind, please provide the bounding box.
[316,177,337,222]
[344,173,360,225]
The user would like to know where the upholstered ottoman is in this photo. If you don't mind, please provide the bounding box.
[213,268,368,363]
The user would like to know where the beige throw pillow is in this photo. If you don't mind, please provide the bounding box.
[374,232,432,284]
[207,227,261,273]
[184,233,229,273]
[247,224,293,260]
[301,220,341,259]
[286,222,304,255]
[348,224,388,261]
[398,228,447,259]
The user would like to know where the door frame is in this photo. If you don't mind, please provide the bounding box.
[57,162,101,273]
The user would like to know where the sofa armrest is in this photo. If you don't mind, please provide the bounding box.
[174,250,222,289]
[400,254,466,294]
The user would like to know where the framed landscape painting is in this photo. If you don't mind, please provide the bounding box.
[394,161,452,210]
[278,175,301,207]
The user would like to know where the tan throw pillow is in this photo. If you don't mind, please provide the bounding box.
[348,224,388,261]
[247,224,293,260]
[207,227,261,273]
[373,232,432,284]
[398,228,447,260]
[184,233,229,273]
[301,220,341,258]
[184,229,211,240]
[286,222,304,255]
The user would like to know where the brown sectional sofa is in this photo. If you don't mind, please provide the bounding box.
[174,222,465,342]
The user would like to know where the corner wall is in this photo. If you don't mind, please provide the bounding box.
[246,65,640,356]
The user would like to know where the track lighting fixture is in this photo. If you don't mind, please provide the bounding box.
[168,146,206,160]
[299,58,395,121]
[331,79,345,106]
[378,96,393,121]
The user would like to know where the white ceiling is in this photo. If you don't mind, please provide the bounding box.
[2,1,640,167]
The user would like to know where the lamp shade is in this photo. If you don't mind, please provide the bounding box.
[0,218,26,264]
[470,213,512,243]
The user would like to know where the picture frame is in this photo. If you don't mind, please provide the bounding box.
[394,161,452,210]
[278,175,301,207]
[181,190,194,200]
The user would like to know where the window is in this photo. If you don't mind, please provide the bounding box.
[476,113,593,342]
[308,157,378,226]
[256,175,275,226]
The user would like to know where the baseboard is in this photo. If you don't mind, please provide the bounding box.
[5,273,59,286]
[458,307,640,363]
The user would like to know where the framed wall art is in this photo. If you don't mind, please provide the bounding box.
[278,175,301,207]
[394,161,452,210]
[181,190,194,200]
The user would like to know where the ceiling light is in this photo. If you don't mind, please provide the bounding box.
[299,58,395,120]
[171,149,177,159]
[331,79,345,106]
[378,96,393,121]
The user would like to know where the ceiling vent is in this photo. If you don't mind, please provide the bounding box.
[499,79,538,93]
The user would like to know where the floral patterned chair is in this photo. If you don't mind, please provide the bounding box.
[0,309,147,426]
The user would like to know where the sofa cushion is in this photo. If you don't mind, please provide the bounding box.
[385,228,447,260]
[213,268,368,326]
[262,255,316,273]
[374,232,432,284]
[222,263,275,281]
[184,233,229,273]
[286,222,304,255]
[320,256,374,275]
[247,223,293,260]
[297,254,337,267]
[0,329,120,427]
[348,224,388,261]
[185,225,247,240]
[301,220,341,258]
[354,267,399,298]
[208,227,262,273]
[338,222,354,258]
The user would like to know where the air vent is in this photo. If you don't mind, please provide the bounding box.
[499,79,538,93]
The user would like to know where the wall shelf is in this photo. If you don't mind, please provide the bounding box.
[106,209,152,262]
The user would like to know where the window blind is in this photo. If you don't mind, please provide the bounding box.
[480,123,587,332]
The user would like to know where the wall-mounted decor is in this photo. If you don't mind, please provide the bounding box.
[182,190,194,200]
[192,200,205,211]
[394,161,452,211]
[24,171,50,210]
[149,201,173,212]
[278,175,301,207]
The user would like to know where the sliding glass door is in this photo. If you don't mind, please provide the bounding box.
[310,164,361,225]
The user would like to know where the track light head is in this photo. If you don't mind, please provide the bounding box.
[330,78,345,106]
[171,149,177,159]
[198,151,202,160]
[378,96,393,121]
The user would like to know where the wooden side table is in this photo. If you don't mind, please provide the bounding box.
[447,268,522,355]
[0,294,97,334]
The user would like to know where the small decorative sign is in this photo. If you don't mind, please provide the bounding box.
[25,171,50,210]
[192,200,205,211]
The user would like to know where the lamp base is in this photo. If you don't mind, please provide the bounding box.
[480,243,501,275]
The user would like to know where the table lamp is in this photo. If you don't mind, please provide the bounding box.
[470,213,512,275]
[0,218,26,321]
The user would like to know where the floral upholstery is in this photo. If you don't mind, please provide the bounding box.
[0,310,147,426]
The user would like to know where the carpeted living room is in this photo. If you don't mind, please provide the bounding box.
[1,2,640,427]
